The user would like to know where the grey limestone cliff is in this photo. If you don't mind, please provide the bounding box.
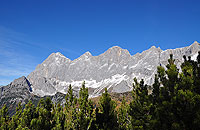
[27,41,200,97]
[0,76,66,115]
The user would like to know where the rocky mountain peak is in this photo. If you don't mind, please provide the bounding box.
[190,41,200,47]
[26,42,200,97]
[80,51,92,58]
[104,46,131,57]
[110,46,122,50]
[73,51,92,62]
[55,52,66,57]
[11,76,30,86]
[41,52,71,67]
[108,46,123,53]
[138,46,162,58]
[148,45,161,51]
[53,52,71,61]
[183,41,200,56]
[46,52,70,61]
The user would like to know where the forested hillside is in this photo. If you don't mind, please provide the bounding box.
[1,53,200,130]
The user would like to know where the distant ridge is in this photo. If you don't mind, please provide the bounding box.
[25,41,200,97]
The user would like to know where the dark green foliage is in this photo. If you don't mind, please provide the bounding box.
[52,103,65,130]
[9,102,22,129]
[118,96,129,130]
[152,74,160,104]
[0,105,9,130]
[77,81,94,130]
[150,53,200,130]
[1,53,200,130]
[95,88,119,130]
[128,78,151,130]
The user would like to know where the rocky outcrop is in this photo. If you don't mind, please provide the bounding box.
[0,76,66,115]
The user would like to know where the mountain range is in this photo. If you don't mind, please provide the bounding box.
[27,41,200,97]
[0,41,200,113]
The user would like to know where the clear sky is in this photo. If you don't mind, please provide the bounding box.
[0,0,200,85]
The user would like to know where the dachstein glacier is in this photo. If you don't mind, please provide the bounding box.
[27,41,200,97]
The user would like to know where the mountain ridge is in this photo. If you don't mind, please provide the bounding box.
[26,41,200,97]
[1,41,200,114]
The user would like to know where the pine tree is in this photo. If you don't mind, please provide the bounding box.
[65,84,74,108]
[18,100,36,129]
[151,54,178,130]
[9,102,22,130]
[193,51,200,94]
[64,84,78,130]
[52,103,65,130]
[0,104,9,130]
[118,96,129,130]
[77,81,94,130]
[96,88,119,130]
[30,97,53,130]
[152,74,160,104]
[128,78,151,130]
[150,54,200,130]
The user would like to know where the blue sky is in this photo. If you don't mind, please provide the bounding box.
[0,0,200,85]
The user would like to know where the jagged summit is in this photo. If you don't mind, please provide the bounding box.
[81,51,92,58]
[53,52,70,60]
[11,76,29,86]
[105,46,123,53]
[149,45,162,51]
[42,52,71,66]
[104,46,131,57]
[72,51,92,63]
[150,45,156,49]
[146,45,161,52]
[84,51,92,56]
[27,42,200,97]
[190,41,200,47]
[109,46,123,50]
[55,52,65,57]
[193,40,199,44]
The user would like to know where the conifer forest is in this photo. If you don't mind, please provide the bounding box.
[1,54,200,130]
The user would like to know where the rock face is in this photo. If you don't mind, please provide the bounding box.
[0,76,66,115]
[0,76,35,114]
[27,41,200,97]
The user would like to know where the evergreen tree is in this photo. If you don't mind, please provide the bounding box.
[9,102,22,130]
[152,74,160,104]
[0,105,9,130]
[96,88,119,130]
[77,81,94,130]
[128,78,151,130]
[65,84,74,108]
[19,100,35,129]
[64,84,78,130]
[52,103,65,130]
[30,97,53,130]
[150,54,200,130]
[151,55,178,130]
[118,96,129,130]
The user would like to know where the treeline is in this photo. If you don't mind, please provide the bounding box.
[1,54,200,130]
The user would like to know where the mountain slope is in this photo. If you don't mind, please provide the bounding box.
[27,41,200,97]
[0,76,66,115]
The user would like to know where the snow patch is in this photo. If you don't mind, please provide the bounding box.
[130,64,137,69]
[99,63,108,69]
[48,73,130,96]
[191,53,198,61]
[108,63,116,70]
[32,87,57,97]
